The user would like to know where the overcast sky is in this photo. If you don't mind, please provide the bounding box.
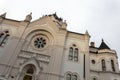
[0,0,120,62]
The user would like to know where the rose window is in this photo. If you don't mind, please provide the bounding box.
[34,37,46,48]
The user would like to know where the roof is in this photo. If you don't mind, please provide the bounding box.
[99,39,110,50]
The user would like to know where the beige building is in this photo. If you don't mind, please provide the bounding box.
[90,41,120,80]
[0,13,119,80]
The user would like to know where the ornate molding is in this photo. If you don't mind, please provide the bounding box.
[19,50,50,63]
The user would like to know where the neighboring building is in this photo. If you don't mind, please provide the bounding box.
[0,13,119,80]
[90,40,120,80]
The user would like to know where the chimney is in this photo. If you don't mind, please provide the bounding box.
[90,42,95,47]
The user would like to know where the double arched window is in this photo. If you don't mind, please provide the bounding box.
[66,73,78,80]
[101,59,106,71]
[69,47,79,61]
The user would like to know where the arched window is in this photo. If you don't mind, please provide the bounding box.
[69,47,73,60]
[111,60,115,71]
[91,60,95,64]
[93,77,96,80]
[68,46,79,62]
[66,74,71,80]
[74,48,78,61]
[101,59,106,71]
[26,66,34,74]
[23,65,35,80]
[72,75,77,80]
[0,30,10,46]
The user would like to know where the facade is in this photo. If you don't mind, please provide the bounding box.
[0,13,119,80]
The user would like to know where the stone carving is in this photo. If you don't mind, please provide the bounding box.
[0,13,6,18]
[24,13,32,22]
[19,51,50,63]
[0,13,6,23]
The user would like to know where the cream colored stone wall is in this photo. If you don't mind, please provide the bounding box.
[0,16,90,80]
[90,47,120,80]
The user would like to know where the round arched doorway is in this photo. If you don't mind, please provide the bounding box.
[22,64,36,80]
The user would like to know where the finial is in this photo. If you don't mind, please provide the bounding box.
[53,12,57,16]
[85,30,89,35]
[0,13,6,18]
[24,12,32,22]
[61,20,67,29]
[102,38,104,42]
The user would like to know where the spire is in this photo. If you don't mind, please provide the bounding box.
[85,30,89,35]
[85,30,90,37]
[102,38,104,42]
[99,39,110,50]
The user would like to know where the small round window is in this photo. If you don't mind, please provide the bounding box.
[33,36,47,49]
[91,60,95,64]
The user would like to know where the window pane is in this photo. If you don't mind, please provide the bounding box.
[72,75,77,80]
[111,60,115,71]
[66,74,71,80]
[26,66,34,74]
[102,59,106,71]
[74,48,78,61]
[69,47,73,60]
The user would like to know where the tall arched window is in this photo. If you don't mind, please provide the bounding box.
[72,75,77,80]
[101,59,106,71]
[66,74,71,80]
[74,48,78,61]
[111,60,115,71]
[69,47,73,60]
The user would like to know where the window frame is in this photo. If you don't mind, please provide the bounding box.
[101,59,106,71]
[68,45,79,62]
[111,60,115,72]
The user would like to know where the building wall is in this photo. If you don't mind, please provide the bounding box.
[0,14,119,80]
[0,14,90,80]
[90,46,120,80]
[61,32,90,80]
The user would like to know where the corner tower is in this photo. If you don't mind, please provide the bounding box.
[89,39,120,80]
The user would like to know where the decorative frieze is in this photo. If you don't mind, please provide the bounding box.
[19,50,50,63]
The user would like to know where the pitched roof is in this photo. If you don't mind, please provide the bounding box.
[99,39,110,50]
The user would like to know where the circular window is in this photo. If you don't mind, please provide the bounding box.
[33,36,47,49]
[91,60,95,64]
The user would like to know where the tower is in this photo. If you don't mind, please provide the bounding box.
[89,39,120,80]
